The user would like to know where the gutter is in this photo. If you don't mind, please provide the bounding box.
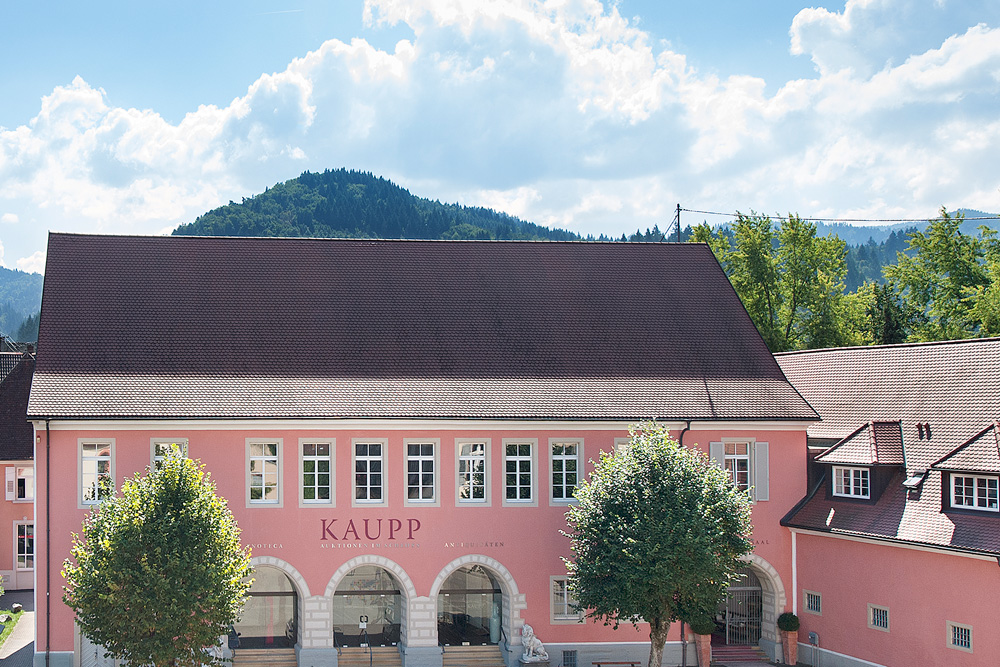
[45,418,51,667]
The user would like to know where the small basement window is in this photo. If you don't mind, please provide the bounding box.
[947,622,973,653]
[868,604,889,632]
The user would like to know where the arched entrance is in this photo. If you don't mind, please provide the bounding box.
[235,565,298,649]
[717,566,762,646]
[437,565,503,646]
[333,565,403,647]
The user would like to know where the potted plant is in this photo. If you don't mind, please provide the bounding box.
[688,617,716,666]
[777,612,800,665]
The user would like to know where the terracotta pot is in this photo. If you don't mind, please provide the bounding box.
[780,629,798,665]
[693,633,712,667]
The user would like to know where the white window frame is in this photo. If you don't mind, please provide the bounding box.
[710,439,769,502]
[725,442,751,492]
[404,439,439,507]
[150,438,189,469]
[246,439,283,507]
[299,439,335,506]
[352,438,387,507]
[947,621,973,653]
[868,604,889,632]
[14,521,33,571]
[13,465,33,501]
[550,575,583,624]
[503,439,537,506]
[834,466,871,499]
[550,439,582,505]
[79,439,114,508]
[951,474,999,512]
[456,439,490,506]
[803,590,822,616]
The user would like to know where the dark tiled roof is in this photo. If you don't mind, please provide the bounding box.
[30,234,817,421]
[932,424,1000,473]
[0,353,34,460]
[816,421,904,466]
[779,340,1000,555]
[0,352,23,381]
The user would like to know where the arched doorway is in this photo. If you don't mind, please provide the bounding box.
[333,565,403,647]
[437,565,502,646]
[716,566,762,646]
[235,566,298,649]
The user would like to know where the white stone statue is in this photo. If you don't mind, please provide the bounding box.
[520,623,549,663]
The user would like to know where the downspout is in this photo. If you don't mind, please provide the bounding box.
[45,418,51,667]
[677,420,691,667]
[791,529,798,616]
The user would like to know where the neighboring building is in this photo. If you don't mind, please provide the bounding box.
[777,339,1000,667]
[27,233,816,667]
[0,351,36,591]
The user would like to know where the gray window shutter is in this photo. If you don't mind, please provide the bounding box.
[754,442,769,501]
[5,467,14,501]
[709,442,725,469]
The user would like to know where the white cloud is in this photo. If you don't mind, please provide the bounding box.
[1,213,16,224]
[1,0,999,265]
[16,251,45,274]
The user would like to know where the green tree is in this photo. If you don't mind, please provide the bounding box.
[63,449,253,667]
[564,423,753,667]
[692,213,848,351]
[884,208,987,341]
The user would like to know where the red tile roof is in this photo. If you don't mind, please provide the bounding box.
[816,421,904,466]
[29,234,817,421]
[932,423,1000,474]
[779,339,1000,555]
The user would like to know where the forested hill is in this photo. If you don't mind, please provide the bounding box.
[172,169,581,241]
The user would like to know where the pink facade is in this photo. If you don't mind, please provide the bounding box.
[793,532,995,667]
[1,458,34,591]
[33,421,807,666]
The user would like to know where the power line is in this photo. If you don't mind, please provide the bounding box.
[680,208,1000,224]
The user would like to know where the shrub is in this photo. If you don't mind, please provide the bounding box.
[777,612,800,632]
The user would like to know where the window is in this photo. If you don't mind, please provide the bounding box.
[406,441,437,504]
[951,474,999,511]
[562,651,578,667]
[6,466,33,500]
[301,441,333,505]
[833,466,870,499]
[868,604,889,631]
[551,576,582,623]
[551,440,581,503]
[947,621,973,653]
[710,440,769,501]
[354,440,385,505]
[804,591,822,615]
[151,439,188,469]
[248,440,281,505]
[725,442,750,491]
[80,440,113,505]
[457,440,488,504]
[504,440,535,504]
[16,523,33,570]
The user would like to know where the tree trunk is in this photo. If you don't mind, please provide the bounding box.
[648,617,670,667]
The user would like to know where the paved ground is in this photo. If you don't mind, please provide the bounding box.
[0,589,35,667]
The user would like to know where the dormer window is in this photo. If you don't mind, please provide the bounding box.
[951,474,999,512]
[833,466,870,499]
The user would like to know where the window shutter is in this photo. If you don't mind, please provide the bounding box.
[709,442,724,469]
[5,467,14,501]
[754,442,769,501]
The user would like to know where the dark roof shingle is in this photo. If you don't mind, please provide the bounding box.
[30,234,816,421]
[0,353,34,460]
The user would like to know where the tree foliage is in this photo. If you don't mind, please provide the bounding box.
[63,449,253,667]
[564,423,753,667]
[692,212,849,351]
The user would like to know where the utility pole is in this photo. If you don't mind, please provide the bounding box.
[676,203,682,242]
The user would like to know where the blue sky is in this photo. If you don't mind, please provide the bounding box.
[1,0,999,272]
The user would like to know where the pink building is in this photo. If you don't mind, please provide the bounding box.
[777,340,1000,667]
[0,351,35,593]
[27,234,816,667]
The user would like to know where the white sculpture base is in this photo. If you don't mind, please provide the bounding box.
[520,659,550,667]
